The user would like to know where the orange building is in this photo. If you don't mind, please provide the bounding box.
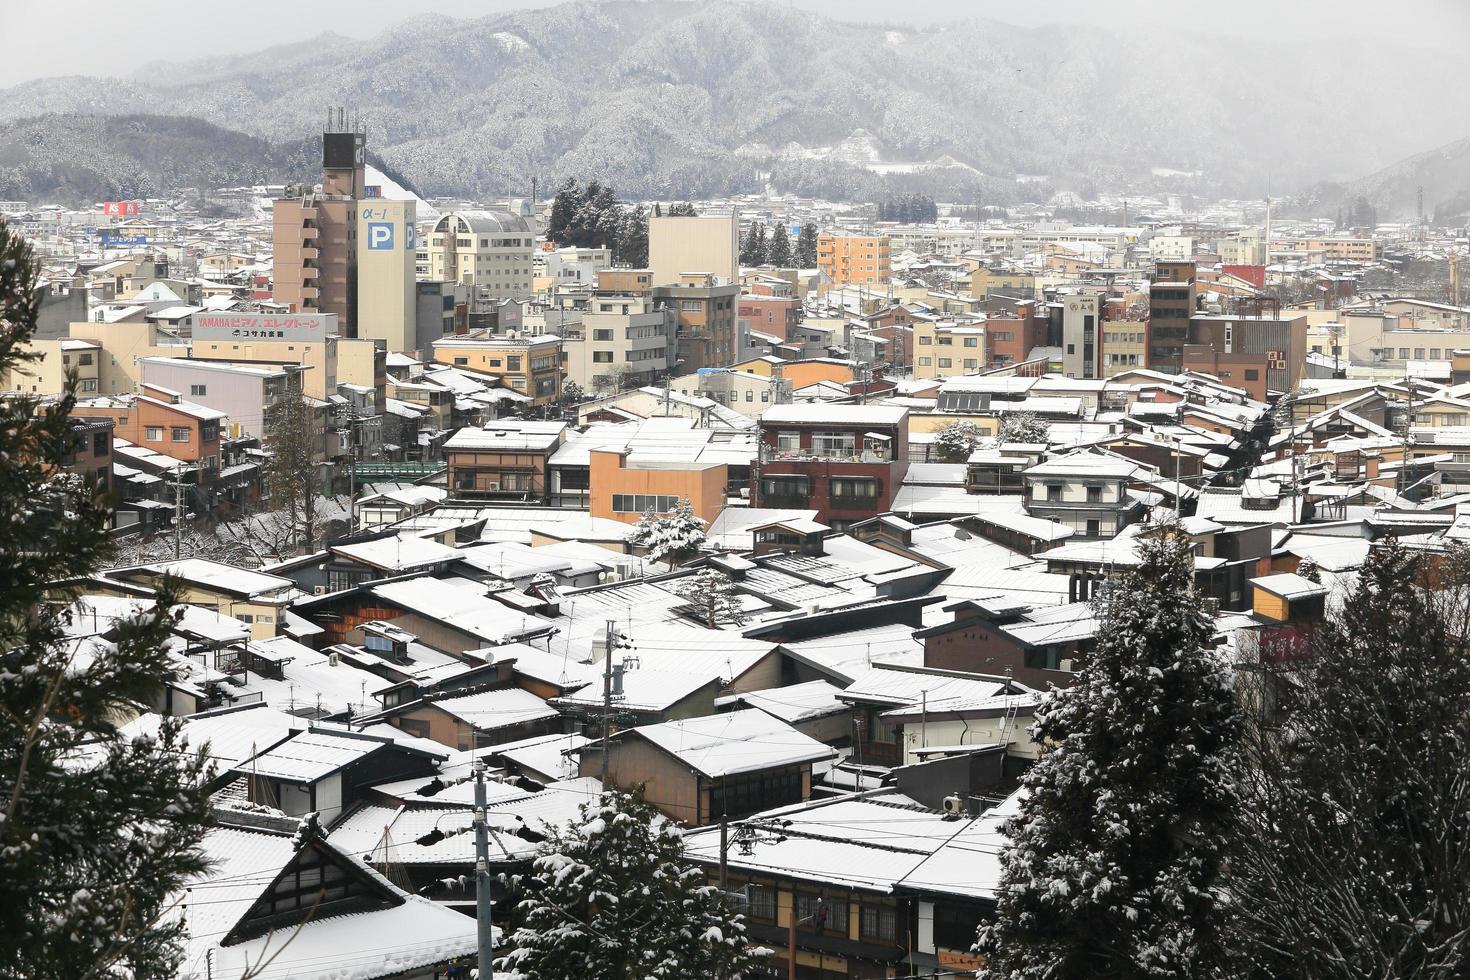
[73,383,225,476]
[588,448,727,525]
[817,233,891,287]
[734,356,856,391]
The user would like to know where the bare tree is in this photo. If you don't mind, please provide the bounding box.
[263,386,324,554]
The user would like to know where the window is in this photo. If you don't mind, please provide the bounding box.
[933,903,983,952]
[145,426,163,442]
[796,894,848,937]
[860,904,897,943]
[1431,348,1442,359]
[190,384,207,397]
[760,475,809,503]
[830,477,879,504]
[681,300,703,312]
[507,356,522,371]
[1086,485,1102,502]
[1399,348,1411,359]
[811,431,855,458]
[918,356,932,366]
[453,356,468,366]
[611,493,680,514]
[593,329,614,341]
[1067,344,1076,354]
[938,358,952,368]
[745,390,753,402]
[78,353,93,366]
[1046,483,1062,501]
[760,390,770,402]
[938,336,953,346]
[172,427,190,443]
[918,336,932,345]
[964,337,978,347]
[1415,348,1426,360]
[1244,369,1260,381]
[746,884,776,922]
[963,359,977,369]
[92,431,108,455]
[593,351,614,363]
[776,431,801,452]
[79,379,98,393]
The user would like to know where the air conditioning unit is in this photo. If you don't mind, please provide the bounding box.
[327,652,339,666]
[1058,658,1075,672]
[485,482,500,492]
[941,795,965,816]
[313,585,329,595]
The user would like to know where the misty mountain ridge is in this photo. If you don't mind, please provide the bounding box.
[0,0,1465,213]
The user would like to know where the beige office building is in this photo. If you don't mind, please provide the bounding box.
[648,215,738,287]
[356,199,417,351]
[560,295,675,393]
[418,210,535,298]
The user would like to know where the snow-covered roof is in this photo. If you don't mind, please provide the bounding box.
[623,708,835,778]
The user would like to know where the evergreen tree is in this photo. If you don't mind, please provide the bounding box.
[767,223,792,267]
[1293,556,1321,584]
[666,202,698,217]
[263,383,323,553]
[740,222,768,266]
[978,523,1241,980]
[561,380,584,404]
[625,497,706,569]
[547,177,582,246]
[615,205,649,268]
[934,420,981,463]
[499,791,762,980]
[653,202,663,218]
[0,218,213,978]
[997,411,1050,445]
[1229,541,1470,980]
[796,224,819,267]
[676,568,746,628]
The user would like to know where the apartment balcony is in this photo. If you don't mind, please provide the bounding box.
[301,246,319,261]
[763,447,893,464]
[301,226,319,240]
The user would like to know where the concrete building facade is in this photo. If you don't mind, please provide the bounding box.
[419,211,535,298]
[648,215,738,287]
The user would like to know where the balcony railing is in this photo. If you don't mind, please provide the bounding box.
[764,448,892,464]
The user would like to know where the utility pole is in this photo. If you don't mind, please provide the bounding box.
[599,619,616,787]
[173,471,185,559]
[473,760,494,980]
[719,810,729,891]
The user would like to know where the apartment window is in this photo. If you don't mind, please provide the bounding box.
[964,359,977,369]
[78,353,94,366]
[1244,369,1260,381]
[454,356,469,366]
[507,356,522,371]
[1046,483,1062,501]
[92,431,109,455]
[1431,349,1442,359]
[1067,344,1076,354]
[776,431,801,452]
[745,390,753,402]
[918,336,932,345]
[171,427,190,443]
[190,384,207,397]
[938,358,952,368]
[1399,348,1410,359]
[593,329,614,341]
[830,477,879,504]
[760,390,770,402]
[1415,348,1426,360]
[593,351,614,363]
[681,300,702,312]
[964,337,978,347]
[79,379,98,393]
[938,336,953,346]
[918,357,932,366]
[1086,485,1102,503]
[760,476,809,502]
[611,493,680,514]
[812,431,855,457]
[145,426,163,442]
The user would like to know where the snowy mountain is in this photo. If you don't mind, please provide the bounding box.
[0,1,1464,203]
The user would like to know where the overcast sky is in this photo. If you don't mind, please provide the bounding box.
[2,0,1466,87]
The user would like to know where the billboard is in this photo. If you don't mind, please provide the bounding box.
[100,234,147,246]
[102,201,140,217]
[192,312,337,343]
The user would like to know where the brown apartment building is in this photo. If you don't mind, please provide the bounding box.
[652,274,740,373]
[273,118,365,334]
[73,383,225,482]
[431,332,563,407]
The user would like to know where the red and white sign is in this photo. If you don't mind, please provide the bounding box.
[192,312,336,343]
[103,201,140,217]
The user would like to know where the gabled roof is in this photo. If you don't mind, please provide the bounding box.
[619,708,835,779]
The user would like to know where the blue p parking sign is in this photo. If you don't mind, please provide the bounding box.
[367,222,395,250]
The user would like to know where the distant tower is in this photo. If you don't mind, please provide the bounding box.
[271,107,366,335]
